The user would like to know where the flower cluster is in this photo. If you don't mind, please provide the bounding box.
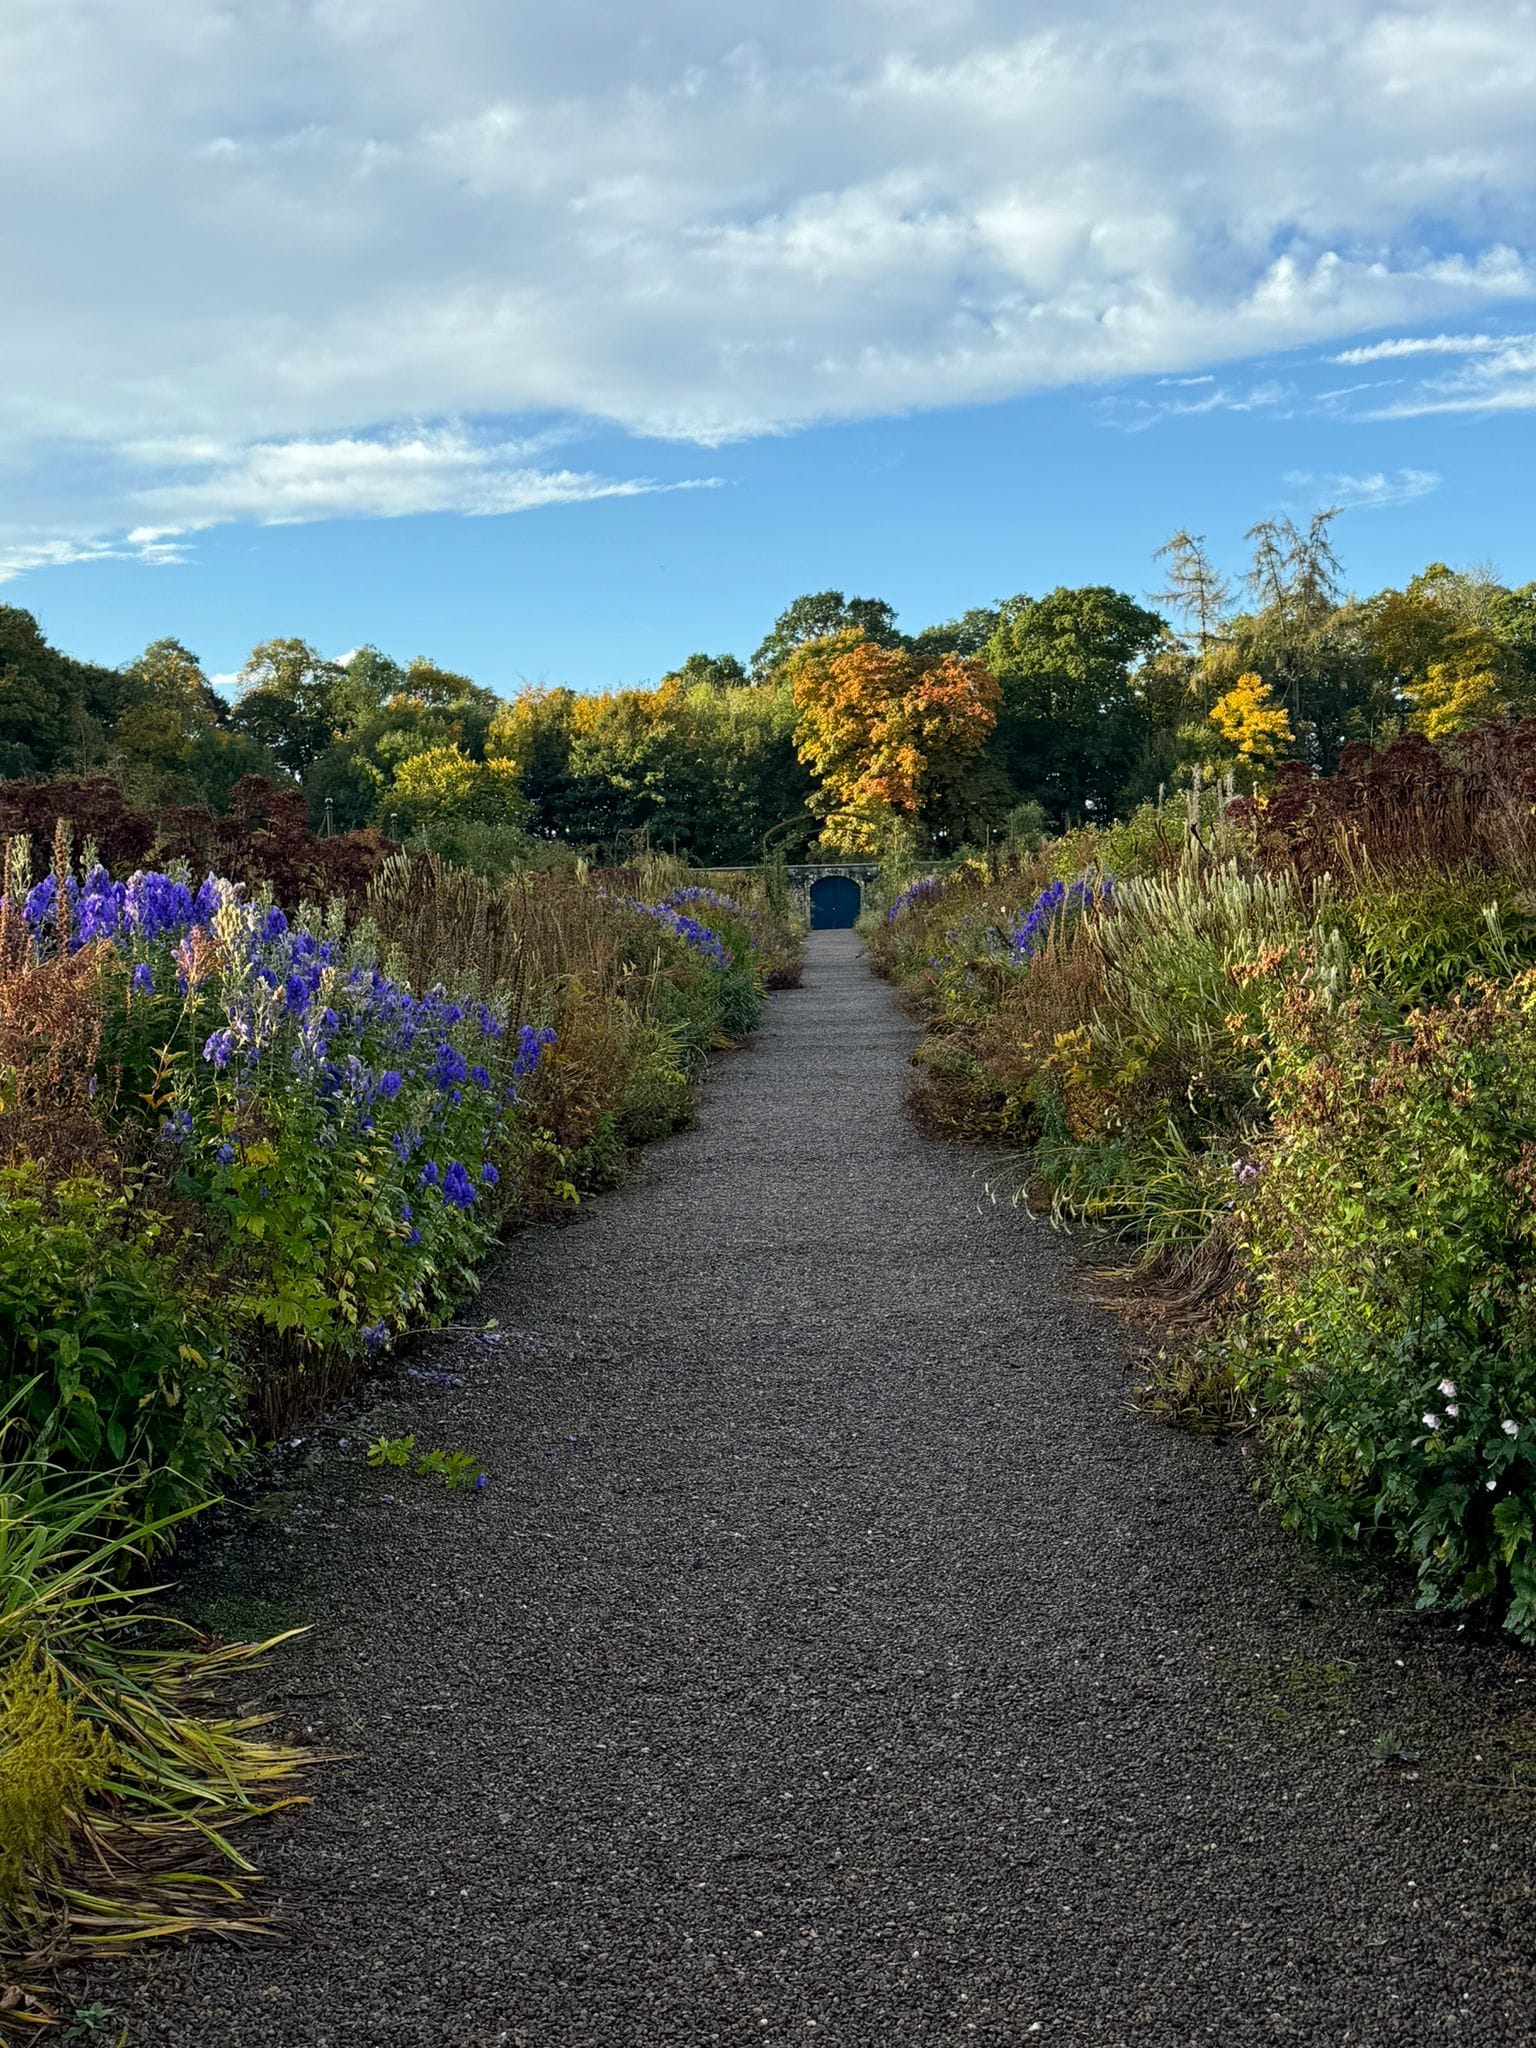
[22,865,226,948]
[622,896,731,971]
[1007,876,1114,963]
[886,875,944,926]
[664,885,743,918]
[25,860,562,1356]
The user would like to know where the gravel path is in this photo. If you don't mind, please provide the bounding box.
[114,930,1536,2047]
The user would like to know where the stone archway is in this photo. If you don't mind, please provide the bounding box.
[785,862,880,927]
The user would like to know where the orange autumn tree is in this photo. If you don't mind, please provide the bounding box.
[787,632,1001,853]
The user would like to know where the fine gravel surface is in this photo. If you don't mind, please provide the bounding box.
[107,929,1536,2047]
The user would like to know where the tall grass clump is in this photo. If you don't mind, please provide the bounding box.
[0,1438,310,2028]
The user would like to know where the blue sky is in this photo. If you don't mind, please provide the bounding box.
[4,1,1535,693]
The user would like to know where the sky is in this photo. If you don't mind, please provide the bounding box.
[3,0,1536,693]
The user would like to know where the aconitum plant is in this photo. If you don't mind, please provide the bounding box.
[886,875,944,926]
[663,885,744,918]
[622,896,732,971]
[1007,875,1114,963]
[22,863,556,1365]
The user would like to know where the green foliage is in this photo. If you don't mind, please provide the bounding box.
[414,1448,482,1491]
[366,1436,483,1490]
[0,608,85,777]
[0,1645,117,1903]
[0,1646,118,1900]
[879,728,1536,1641]
[0,1171,243,1525]
[60,2004,123,2045]
[1338,866,1536,1002]
[366,1434,415,1468]
[1232,975,1536,1635]
[229,638,343,779]
[985,585,1168,822]
[751,589,902,680]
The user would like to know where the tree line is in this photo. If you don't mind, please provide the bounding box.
[3,510,1535,861]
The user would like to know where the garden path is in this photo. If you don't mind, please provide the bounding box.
[119,930,1536,2047]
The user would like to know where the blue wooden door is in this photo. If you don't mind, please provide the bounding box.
[809,874,861,929]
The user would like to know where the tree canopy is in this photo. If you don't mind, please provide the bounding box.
[6,524,1536,863]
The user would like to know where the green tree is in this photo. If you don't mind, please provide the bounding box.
[332,645,406,729]
[984,587,1167,822]
[1152,531,1233,671]
[230,638,343,778]
[751,591,901,680]
[109,639,226,805]
[661,652,750,692]
[0,607,81,776]
[1220,511,1401,769]
[908,607,1004,661]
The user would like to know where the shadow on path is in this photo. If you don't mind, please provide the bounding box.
[118,930,1536,2046]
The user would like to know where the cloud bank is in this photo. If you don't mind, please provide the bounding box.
[4,0,1536,568]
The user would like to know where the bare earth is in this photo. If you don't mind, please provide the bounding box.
[112,930,1536,2046]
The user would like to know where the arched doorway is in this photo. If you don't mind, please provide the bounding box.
[809,873,862,929]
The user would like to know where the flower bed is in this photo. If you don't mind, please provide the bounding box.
[868,740,1536,1642]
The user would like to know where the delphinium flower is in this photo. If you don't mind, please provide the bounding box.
[886,875,944,926]
[620,896,731,970]
[124,871,195,941]
[1007,875,1113,964]
[360,1322,391,1355]
[441,1161,477,1209]
[665,885,742,916]
[513,1024,557,1081]
[131,960,155,995]
[432,1042,469,1091]
[202,1028,237,1070]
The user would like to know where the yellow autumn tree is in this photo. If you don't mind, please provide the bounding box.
[1208,672,1293,781]
[788,633,1000,854]
[383,745,527,832]
[1404,656,1507,741]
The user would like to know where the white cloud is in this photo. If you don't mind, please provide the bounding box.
[1099,380,1296,432]
[1354,333,1536,417]
[0,428,717,584]
[129,427,718,533]
[2,0,1536,565]
[1332,333,1511,364]
[1283,467,1442,510]
[0,532,190,584]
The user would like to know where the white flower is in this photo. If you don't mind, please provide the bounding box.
[1445,1402,1460,1418]
[1423,1412,1441,1431]
[1504,1420,1520,1438]
[1439,1378,1458,1399]
[1487,1479,1499,1491]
